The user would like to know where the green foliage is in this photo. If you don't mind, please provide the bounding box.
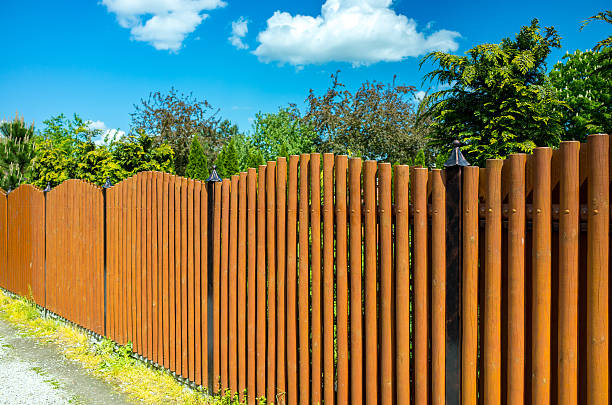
[250,108,318,162]
[215,138,240,179]
[0,114,35,190]
[131,88,223,176]
[421,19,565,166]
[550,48,612,141]
[110,131,175,179]
[185,136,209,180]
[39,114,102,155]
[244,147,265,169]
[300,72,429,164]
[28,126,175,188]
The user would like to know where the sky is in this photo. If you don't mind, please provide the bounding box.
[1,0,609,141]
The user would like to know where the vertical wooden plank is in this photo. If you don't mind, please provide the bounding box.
[276,157,287,404]
[298,154,311,405]
[336,155,349,405]
[221,178,231,389]
[118,181,125,345]
[187,178,195,381]
[194,179,202,385]
[532,148,552,405]
[257,165,267,399]
[322,153,335,405]
[213,181,222,391]
[229,174,239,393]
[167,174,176,371]
[150,174,157,362]
[238,172,248,399]
[363,160,378,405]
[286,156,299,405]
[485,159,503,405]
[310,153,322,405]
[162,174,170,369]
[130,177,137,350]
[169,175,177,372]
[181,177,189,377]
[157,174,164,366]
[247,168,257,405]
[266,161,277,403]
[431,169,446,405]
[349,158,363,405]
[586,134,609,405]
[136,174,143,355]
[175,176,183,374]
[462,166,479,405]
[412,168,428,405]
[558,141,580,405]
[507,154,526,405]
[395,165,410,405]
[147,173,153,360]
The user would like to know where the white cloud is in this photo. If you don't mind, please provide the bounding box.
[229,17,249,49]
[253,0,460,67]
[101,0,227,51]
[87,120,125,145]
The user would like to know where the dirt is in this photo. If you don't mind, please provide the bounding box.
[0,318,133,405]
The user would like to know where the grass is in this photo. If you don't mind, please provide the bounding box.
[0,290,253,404]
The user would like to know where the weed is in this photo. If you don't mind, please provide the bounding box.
[0,290,254,404]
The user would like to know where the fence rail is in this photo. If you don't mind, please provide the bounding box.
[0,135,610,405]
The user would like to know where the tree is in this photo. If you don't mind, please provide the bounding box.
[250,108,318,162]
[244,147,265,169]
[0,114,35,190]
[28,129,174,188]
[185,136,209,180]
[39,114,102,156]
[131,87,222,176]
[215,138,240,179]
[550,48,612,141]
[420,19,565,166]
[300,72,429,164]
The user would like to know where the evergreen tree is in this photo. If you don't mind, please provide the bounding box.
[185,136,209,180]
[421,19,565,165]
[245,147,265,169]
[215,138,240,179]
[0,114,35,190]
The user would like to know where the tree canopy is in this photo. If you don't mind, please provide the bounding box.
[28,118,174,188]
[550,48,612,141]
[185,136,209,180]
[420,19,565,166]
[300,72,428,164]
[131,88,222,176]
[0,114,35,190]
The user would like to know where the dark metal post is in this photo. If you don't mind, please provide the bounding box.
[206,166,221,391]
[43,183,51,314]
[444,141,469,405]
[102,178,112,337]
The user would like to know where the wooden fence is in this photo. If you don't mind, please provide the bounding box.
[0,134,610,405]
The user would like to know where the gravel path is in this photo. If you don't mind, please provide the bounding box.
[0,318,132,405]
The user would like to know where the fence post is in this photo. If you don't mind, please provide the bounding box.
[102,178,112,337]
[206,166,222,391]
[43,183,51,315]
[444,140,469,405]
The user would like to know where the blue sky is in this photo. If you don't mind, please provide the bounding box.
[1,0,609,140]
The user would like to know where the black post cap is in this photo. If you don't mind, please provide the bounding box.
[206,165,222,182]
[444,140,470,167]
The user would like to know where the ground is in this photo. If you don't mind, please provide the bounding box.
[0,318,132,405]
